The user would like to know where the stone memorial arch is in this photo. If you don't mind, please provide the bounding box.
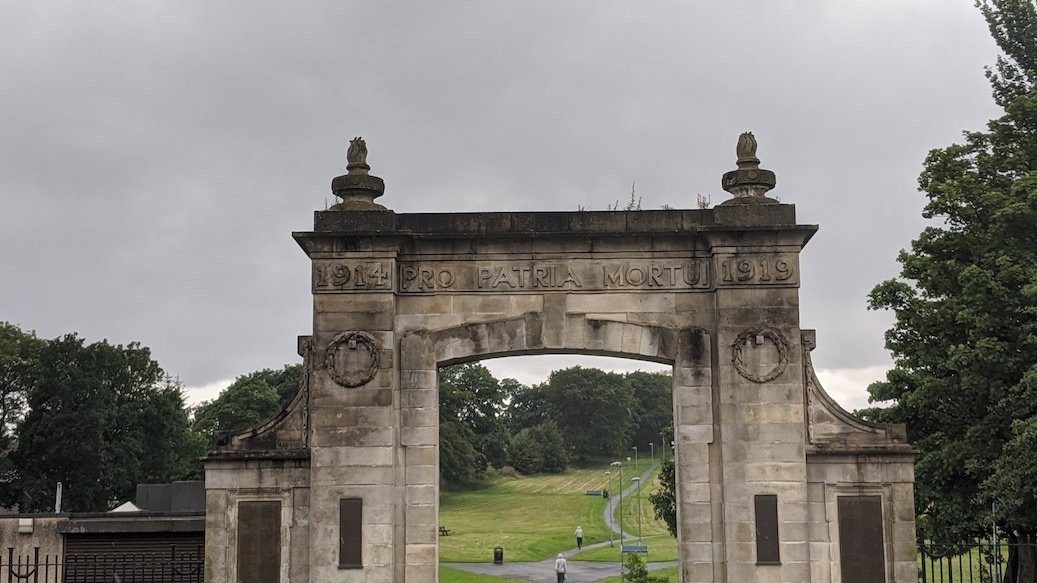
[203,135,917,583]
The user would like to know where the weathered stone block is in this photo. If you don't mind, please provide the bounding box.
[401,426,437,447]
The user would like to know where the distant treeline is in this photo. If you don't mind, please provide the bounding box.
[439,363,673,484]
[0,321,672,510]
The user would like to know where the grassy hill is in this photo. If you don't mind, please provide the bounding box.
[439,458,675,563]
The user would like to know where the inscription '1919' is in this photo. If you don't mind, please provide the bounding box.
[716,256,796,285]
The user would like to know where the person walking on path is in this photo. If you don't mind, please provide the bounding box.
[554,553,567,582]
[575,525,583,550]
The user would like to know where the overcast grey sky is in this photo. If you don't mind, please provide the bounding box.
[0,1,1003,410]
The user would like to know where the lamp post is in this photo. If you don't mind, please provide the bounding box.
[633,446,638,471]
[611,460,623,578]
[611,461,623,541]
[606,470,613,546]
[632,476,642,542]
[649,442,654,463]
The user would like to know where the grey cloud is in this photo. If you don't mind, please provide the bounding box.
[0,0,1002,396]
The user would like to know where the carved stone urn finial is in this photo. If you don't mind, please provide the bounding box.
[346,137,370,175]
[331,137,387,211]
[721,131,778,205]
[736,132,759,168]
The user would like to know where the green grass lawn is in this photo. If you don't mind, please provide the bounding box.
[439,458,660,562]
[917,543,1008,581]
[438,566,524,582]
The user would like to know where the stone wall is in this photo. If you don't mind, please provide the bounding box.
[0,515,64,560]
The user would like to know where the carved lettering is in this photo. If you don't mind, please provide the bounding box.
[313,261,393,292]
[419,267,434,290]
[398,259,722,292]
[562,267,582,288]
[401,266,418,289]
[683,262,701,285]
[333,264,351,286]
[471,265,583,289]
[534,267,549,287]
[492,268,514,288]
[649,266,663,287]
[401,266,456,291]
[436,269,455,287]
[603,261,709,289]
[715,255,798,286]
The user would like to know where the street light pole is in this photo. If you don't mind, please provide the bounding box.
[633,446,638,472]
[611,460,623,576]
[649,442,654,463]
[632,476,642,543]
[606,470,613,546]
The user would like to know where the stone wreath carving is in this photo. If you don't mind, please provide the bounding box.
[731,327,790,383]
[325,331,381,388]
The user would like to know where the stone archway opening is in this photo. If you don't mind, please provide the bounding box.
[435,352,676,580]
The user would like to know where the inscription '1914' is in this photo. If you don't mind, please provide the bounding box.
[314,261,392,291]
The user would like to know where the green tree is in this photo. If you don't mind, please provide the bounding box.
[504,379,549,434]
[508,420,569,475]
[0,323,45,457]
[439,364,511,468]
[621,552,667,582]
[2,334,200,512]
[649,427,677,537]
[439,419,485,484]
[533,420,568,473]
[508,426,544,475]
[191,364,301,443]
[247,364,303,404]
[626,371,673,451]
[438,364,505,484]
[193,376,282,443]
[864,0,1037,577]
[543,366,636,459]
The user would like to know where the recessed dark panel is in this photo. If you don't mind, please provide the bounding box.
[236,501,281,583]
[838,495,886,583]
[754,494,781,565]
[340,497,363,569]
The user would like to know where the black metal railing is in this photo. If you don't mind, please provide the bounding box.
[917,539,1037,583]
[1,546,203,583]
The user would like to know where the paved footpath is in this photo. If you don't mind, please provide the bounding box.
[443,462,677,582]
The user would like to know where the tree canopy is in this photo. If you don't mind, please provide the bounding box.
[438,362,672,484]
[192,364,301,443]
[863,0,1037,574]
[0,323,44,452]
[0,329,203,512]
